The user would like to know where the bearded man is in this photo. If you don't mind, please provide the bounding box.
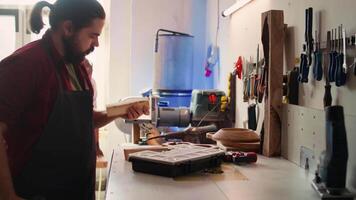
[0,1,148,199]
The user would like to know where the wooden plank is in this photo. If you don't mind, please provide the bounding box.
[261,10,284,157]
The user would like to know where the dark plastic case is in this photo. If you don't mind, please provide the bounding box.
[128,144,225,177]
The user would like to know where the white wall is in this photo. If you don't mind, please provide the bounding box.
[98,0,132,161]
[109,0,131,102]
[206,0,356,192]
[206,0,235,90]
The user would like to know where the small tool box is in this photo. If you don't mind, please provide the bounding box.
[128,144,225,177]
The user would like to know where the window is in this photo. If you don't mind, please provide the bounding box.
[0,9,18,60]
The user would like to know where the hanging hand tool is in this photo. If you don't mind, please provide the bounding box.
[248,104,257,130]
[299,44,309,82]
[235,56,243,79]
[312,11,323,81]
[323,31,332,108]
[334,27,341,85]
[328,29,337,82]
[342,28,347,80]
[247,58,255,100]
[286,67,299,105]
[335,25,347,87]
[298,9,308,83]
[306,7,314,67]
[243,58,249,102]
[254,45,261,98]
[299,8,313,83]
[247,69,251,99]
[258,17,269,103]
[351,57,356,76]
[252,45,261,127]
[341,27,347,85]
[247,56,255,100]
[250,74,256,100]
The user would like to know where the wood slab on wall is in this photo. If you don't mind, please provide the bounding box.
[261,10,284,157]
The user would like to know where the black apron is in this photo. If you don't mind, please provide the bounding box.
[13,41,95,200]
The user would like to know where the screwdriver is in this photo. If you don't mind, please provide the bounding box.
[335,25,346,87]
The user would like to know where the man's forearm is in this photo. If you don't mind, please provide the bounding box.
[0,122,17,199]
[93,111,122,129]
[93,103,149,129]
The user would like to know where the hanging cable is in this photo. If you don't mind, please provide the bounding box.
[215,0,220,46]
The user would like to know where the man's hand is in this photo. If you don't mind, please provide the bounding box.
[0,122,25,200]
[126,102,149,120]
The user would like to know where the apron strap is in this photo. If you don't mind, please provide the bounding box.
[40,39,64,92]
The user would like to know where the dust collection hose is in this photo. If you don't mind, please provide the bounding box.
[155,29,192,52]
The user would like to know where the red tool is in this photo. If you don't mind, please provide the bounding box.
[234,56,243,79]
[224,151,257,164]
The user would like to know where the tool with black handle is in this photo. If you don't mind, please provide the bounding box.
[313,31,323,81]
[335,26,347,87]
[323,31,332,108]
[258,17,269,103]
[254,44,260,98]
[247,66,251,99]
[298,9,308,83]
[328,29,338,82]
[342,28,347,82]
[243,58,249,102]
[299,8,313,83]
[298,44,308,83]
[287,67,299,105]
[306,7,314,67]
[312,11,322,81]
[248,104,257,130]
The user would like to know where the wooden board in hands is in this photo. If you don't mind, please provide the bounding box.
[106,97,149,117]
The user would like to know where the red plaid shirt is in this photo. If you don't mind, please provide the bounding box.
[0,30,93,176]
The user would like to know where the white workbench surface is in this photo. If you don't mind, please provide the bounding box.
[105,147,320,200]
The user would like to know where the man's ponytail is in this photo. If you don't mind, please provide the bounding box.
[30,1,53,34]
[30,0,105,33]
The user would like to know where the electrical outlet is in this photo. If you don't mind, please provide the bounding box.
[300,146,316,172]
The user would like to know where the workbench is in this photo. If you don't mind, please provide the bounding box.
[105,146,321,200]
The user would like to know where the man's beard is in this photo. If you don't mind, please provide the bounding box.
[62,35,94,64]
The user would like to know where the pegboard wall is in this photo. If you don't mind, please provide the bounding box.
[281,103,356,193]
